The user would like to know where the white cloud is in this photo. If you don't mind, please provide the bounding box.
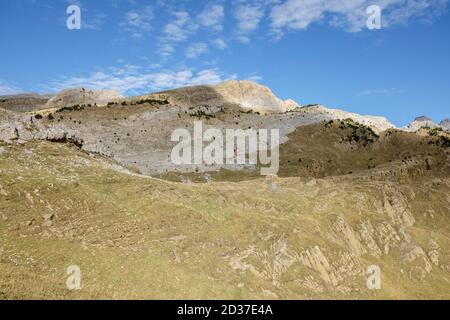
[236,35,251,43]
[164,11,198,42]
[270,0,448,35]
[158,42,175,57]
[0,81,21,96]
[159,11,199,57]
[83,13,107,31]
[198,4,225,31]
[107,64,141,76]
[356,88,402,97]
[47,66,235,96]
[185,43,208,59]
[212,38,227,49]
[246,75,263,82]
[120,6,153,38]
[234,4,265,41]
[384,0,448,26]
[271,0,326,31]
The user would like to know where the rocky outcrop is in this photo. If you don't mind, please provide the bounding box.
[158,82,394,133]
[298,246,339,286]
[213,80,300,113]
[427,239,441,266]
[440,119,450,132]
[0,108,43,142]
[154,80,301,114]
[403,116,439,132]
[298,104,395,134]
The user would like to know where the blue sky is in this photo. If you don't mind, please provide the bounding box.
[0,0,449,126]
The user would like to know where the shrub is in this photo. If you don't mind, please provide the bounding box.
[56,104,85,113]
[338,119,379,146]
[134,99,169,105]
[438,136,450,148]
[429,127,443,137]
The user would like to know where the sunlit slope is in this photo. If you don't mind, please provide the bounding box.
[0,140,449,299]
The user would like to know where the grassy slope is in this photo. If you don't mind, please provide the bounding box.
[158,120,450,182]
[0,138,449,299]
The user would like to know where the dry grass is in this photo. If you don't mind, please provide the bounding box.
[1,137,449,299]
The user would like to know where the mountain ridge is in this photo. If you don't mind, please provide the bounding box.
[0,80,449,299]
[2,81,448,134]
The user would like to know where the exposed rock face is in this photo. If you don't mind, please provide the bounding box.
[427,239,441,266]
[298,104,395,134]
[298,246,339,286]
[1,103,395,176]
[1,81,446,177]
[403,116,438,132]
[0,108,43,142]
[153,82,393,133]
[440,119,450,131]
[219,176,450,298]
[154,80,301,114]
[44,88,123,109]
[213,80,300,113]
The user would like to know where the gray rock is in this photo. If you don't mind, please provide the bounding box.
[440,119,450,131]
[403,115,438,132]
[0,81,399,176]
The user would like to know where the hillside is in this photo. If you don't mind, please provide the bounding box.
[0,93,53,113]
[213,80,300,113]
[0,137,449,299]
[0,82,398,176]
[159,119,449,183]
[44,88,124,110]
[0,81,449,299]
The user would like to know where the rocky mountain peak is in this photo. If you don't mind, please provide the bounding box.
[212,80,301,113]
[440,118,450,131]
[403,115,438,132]
[415,116,433,122]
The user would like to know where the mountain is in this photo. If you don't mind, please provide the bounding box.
[0,81,397,175]
[213,80,300,113]
[144,80,301,114]
[402,116,450,133]
[0,88,124,114]
[0,93,53,113]
[403,116,439,132]
[153,81,394,132]
[299,104,395,133]
[1,80,449,299]
[440,119,450,131]
[43,88,124,110]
